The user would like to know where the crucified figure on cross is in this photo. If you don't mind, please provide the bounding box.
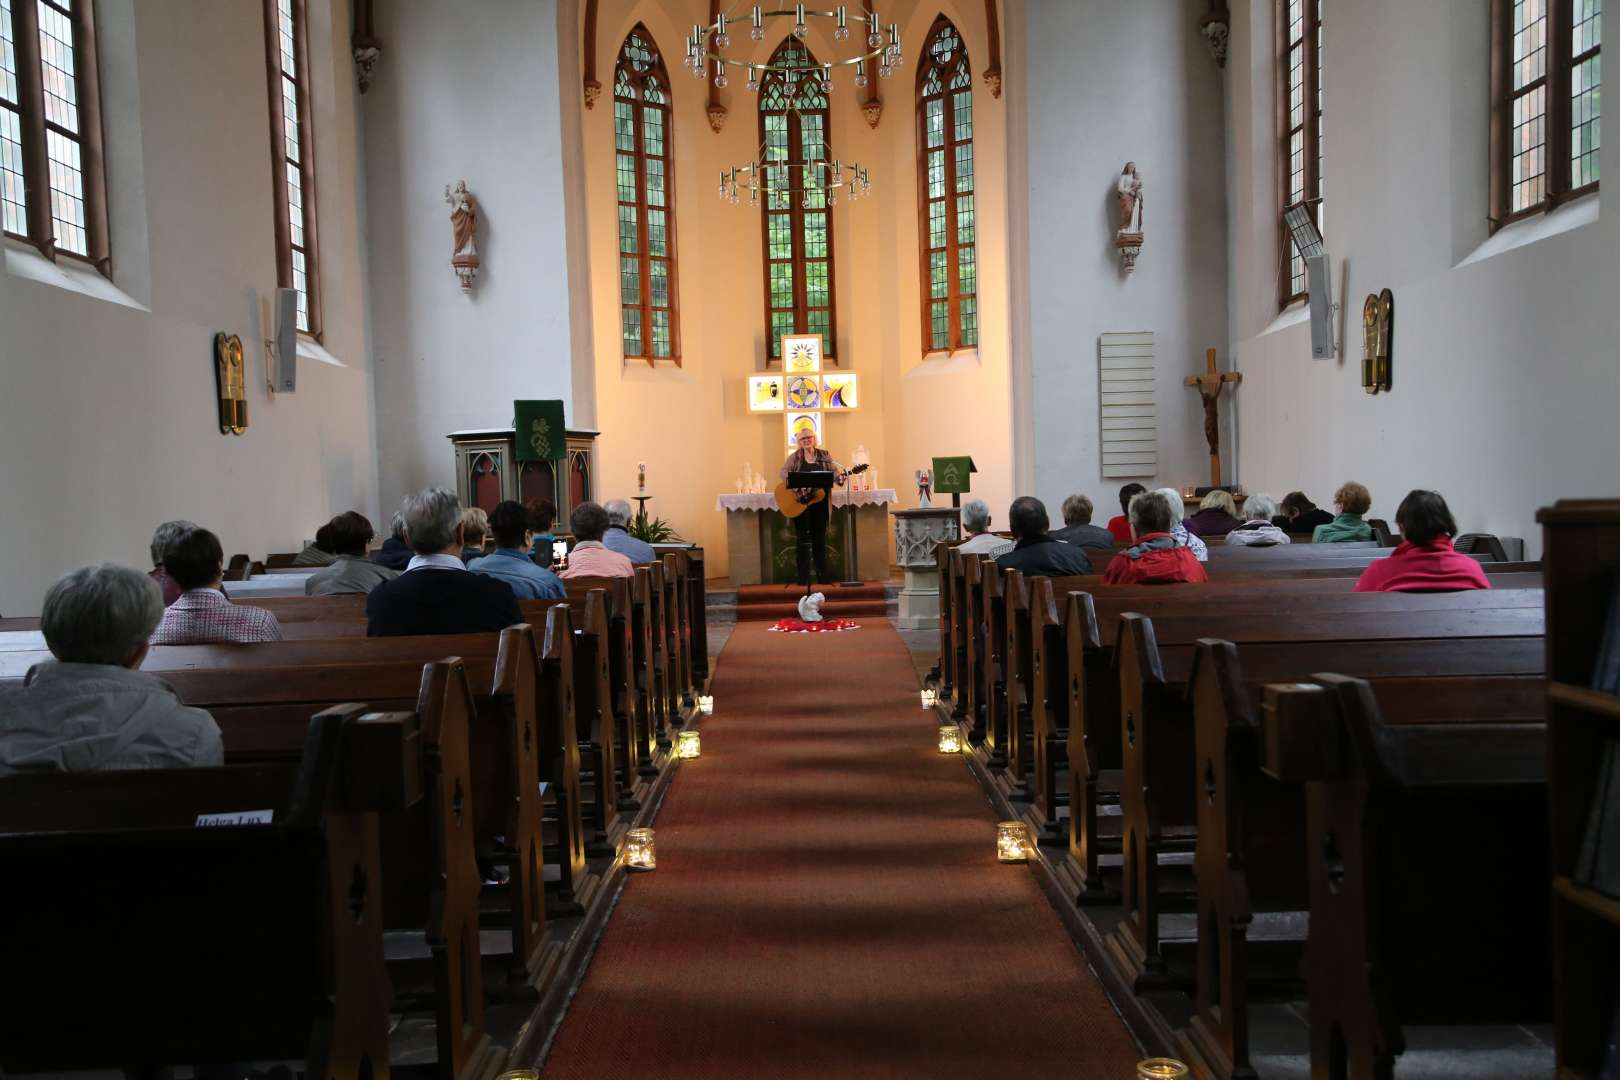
[1184,348,1242,488]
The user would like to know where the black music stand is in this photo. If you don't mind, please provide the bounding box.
[784,470,838,595]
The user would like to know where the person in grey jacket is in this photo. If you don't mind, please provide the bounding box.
[0,563,222,775]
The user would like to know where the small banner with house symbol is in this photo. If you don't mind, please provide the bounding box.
[514,400,567,462]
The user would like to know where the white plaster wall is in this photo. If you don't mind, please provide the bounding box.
[361,0,578,508]
[1024,0,1229,526]
[0,0,377,616]
[1227,0,1620,555]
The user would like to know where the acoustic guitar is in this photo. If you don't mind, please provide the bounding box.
[774,463,869,520]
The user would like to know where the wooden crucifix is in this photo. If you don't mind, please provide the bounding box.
[1184,348,1241,488]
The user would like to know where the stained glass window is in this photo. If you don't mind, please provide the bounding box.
[266,0,320,337]
[759,38,836,361]
[1277,0,1321,307]
[917,18,975,352]
[1493,0,1601,227]
[2,0,108,270]
[615,26,679,363]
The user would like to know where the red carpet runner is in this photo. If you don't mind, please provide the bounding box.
[540,620,1141,1078]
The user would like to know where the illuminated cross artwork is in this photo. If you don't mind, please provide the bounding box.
[746,334,859,447]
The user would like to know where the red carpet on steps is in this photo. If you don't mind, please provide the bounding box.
[539,619,1141,1079]
[732,582,888,622]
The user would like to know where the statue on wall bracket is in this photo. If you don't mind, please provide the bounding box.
[445,180,481,294]
[1361,289,1393,394]
[1115,161,1145,273]
[214,332,248,435]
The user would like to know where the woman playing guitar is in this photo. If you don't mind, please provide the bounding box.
[778,427,849,586]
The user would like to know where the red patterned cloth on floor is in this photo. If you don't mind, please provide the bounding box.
[769,618,861,633]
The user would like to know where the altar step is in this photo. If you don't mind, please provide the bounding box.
[724,582,893,623]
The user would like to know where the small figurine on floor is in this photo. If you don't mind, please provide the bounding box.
[797,591,826,623]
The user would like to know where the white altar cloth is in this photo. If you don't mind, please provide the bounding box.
[716,488,898,513]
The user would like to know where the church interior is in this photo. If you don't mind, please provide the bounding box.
[2,0,1619,1077]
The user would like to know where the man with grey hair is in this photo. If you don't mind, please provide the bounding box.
[147,519,196,607]
[955,498,1015,558]
[365,487,522,637]
[1050,494,1116,552]
[1225,492,1292,547]
[0,564,222,774]
[601,498,657,564]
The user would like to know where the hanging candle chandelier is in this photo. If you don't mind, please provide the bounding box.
[714,38,873,207]
[684,4,904,93]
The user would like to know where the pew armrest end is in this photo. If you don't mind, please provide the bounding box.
[341,710,423,812]
[1262,682,1340,782]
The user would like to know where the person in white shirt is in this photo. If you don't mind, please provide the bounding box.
[954,498,1015,559]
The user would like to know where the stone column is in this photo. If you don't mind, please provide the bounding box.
[891,507,961,630]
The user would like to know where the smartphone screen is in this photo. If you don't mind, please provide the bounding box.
[552,540,568,563]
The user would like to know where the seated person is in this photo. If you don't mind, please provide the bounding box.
[1103,491,1210,584]
[1225,493,1292,546]
[460,507,490,564]
[151,528,283,644]
[147,519,196,607]
[305,511,399,595]
[290,522,337,567]
[1105,483,1147,544]
[602,499,658,564]
[1354,490,1490,593]
[1313,481,1375,543]
[1183,490,1243,538]
[366,487,523,636]
[373,510,415,571]
[1155,488,1209,561]
[994,496,1093,577]
[955,498,1014,558]
[469,501,566,599]
[526,498,560,564]
[1050,494,1116,551]
[0,564,223,774]
[1275,491,1335,535]
[560,501,636,579]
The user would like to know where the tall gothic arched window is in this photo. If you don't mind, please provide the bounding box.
[917,18,975,353]
[760,39,835,362]
[614,26,679,363]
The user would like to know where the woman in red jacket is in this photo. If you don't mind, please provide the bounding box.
[1353,490,1490,593]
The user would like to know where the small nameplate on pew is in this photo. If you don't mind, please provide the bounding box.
[195,809,274,827]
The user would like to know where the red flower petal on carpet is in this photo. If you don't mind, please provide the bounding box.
[768,617,862,633]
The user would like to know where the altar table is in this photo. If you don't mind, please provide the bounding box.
[716,489,898,587]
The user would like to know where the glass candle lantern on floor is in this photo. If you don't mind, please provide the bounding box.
[996,820,1032,863]
[697,693,715,715]
[937,723,963,754]
[496,1072,540,1080]
[1136,1060,1189,1080]
[920,686,939,709]
[676,729,702,760]
[625,827,656,871]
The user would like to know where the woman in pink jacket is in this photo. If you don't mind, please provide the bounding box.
[1353,490,1490,593]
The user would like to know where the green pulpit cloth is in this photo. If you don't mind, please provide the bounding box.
[514,400,567,462]
[932,456,976,494]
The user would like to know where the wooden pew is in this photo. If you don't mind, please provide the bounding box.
[934,540,958,702]
[1107,608,1544,994]
[1260,673,1549,1078]
[1176,633,1546,1078]
[0,705,408,1076]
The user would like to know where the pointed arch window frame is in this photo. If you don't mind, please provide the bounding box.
[613,25,681,365]
[758,37,838,366]
[264,0,322,340]
[915,16,976,355]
